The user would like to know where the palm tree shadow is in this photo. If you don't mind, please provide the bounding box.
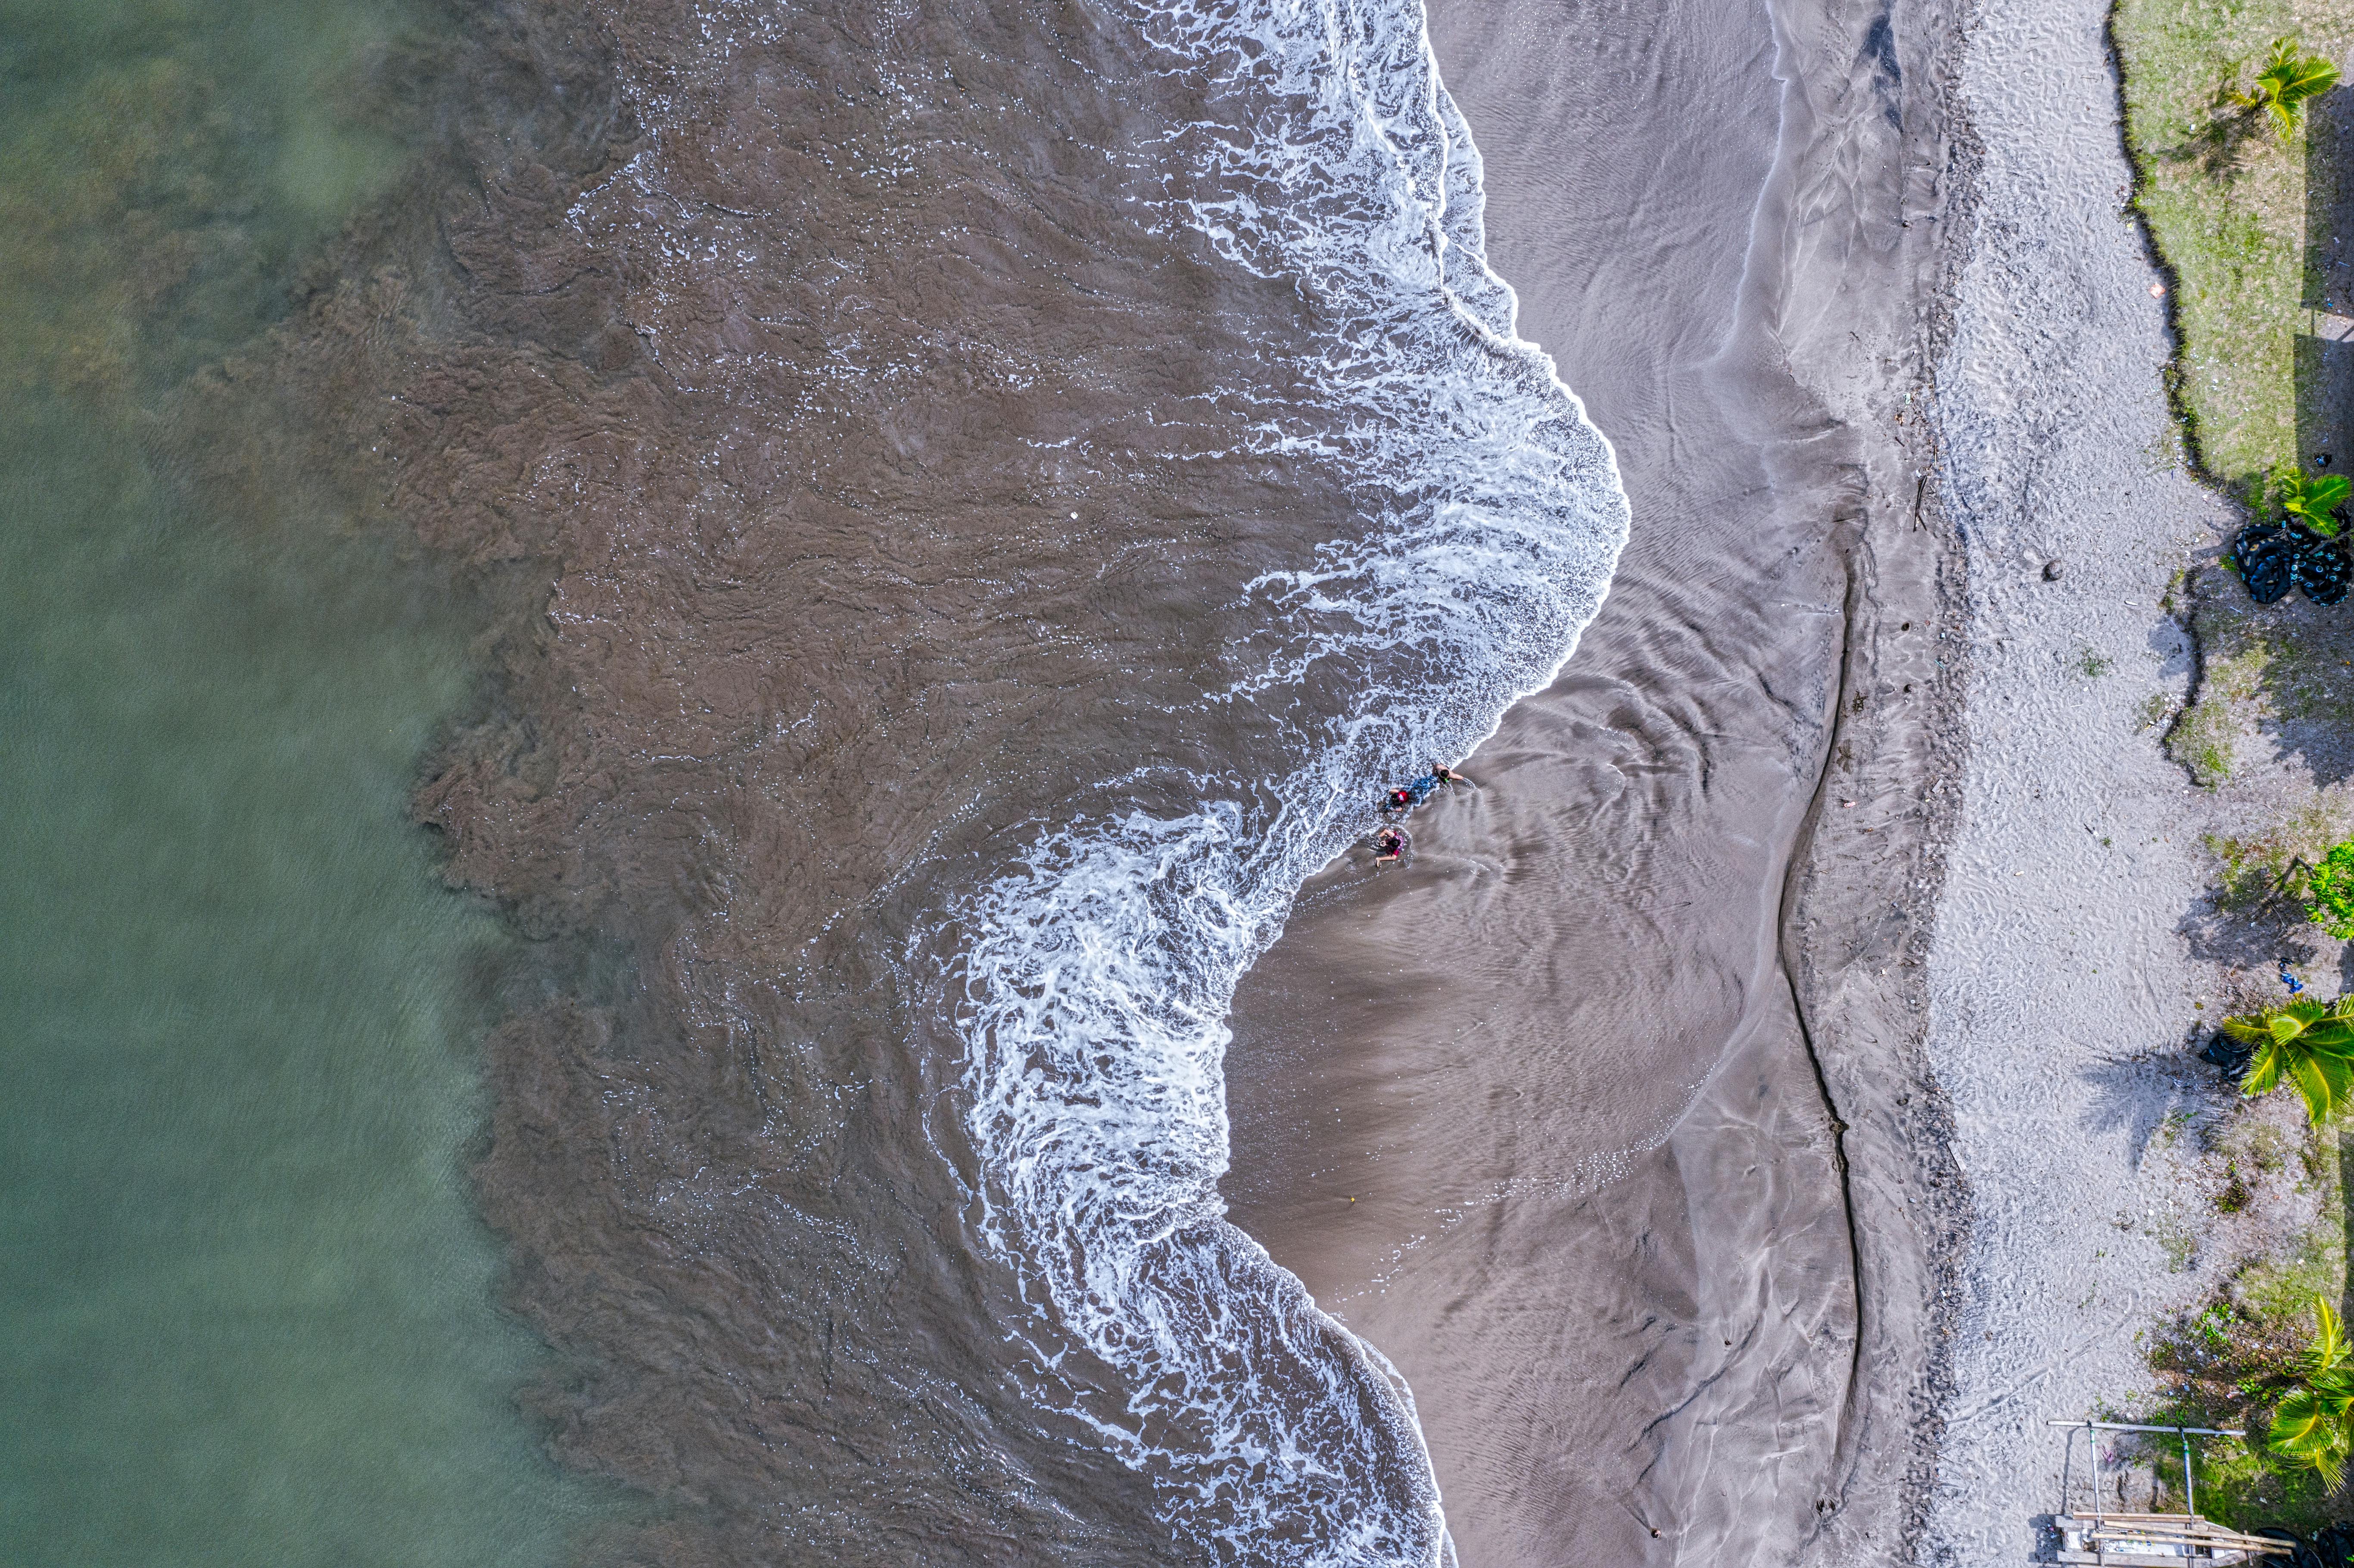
[2078,1050,2214,1168]
[2152,94,2270,177]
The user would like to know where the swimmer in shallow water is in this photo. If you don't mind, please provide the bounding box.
[1432,764,1471,789]
[1372,825,1408,865]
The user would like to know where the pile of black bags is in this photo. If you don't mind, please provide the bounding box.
[2254,1523,2354,1568]
[2232,520,2353,605]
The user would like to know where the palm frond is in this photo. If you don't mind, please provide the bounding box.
[2270,1386,2350,1486]
[2242,1038,2286,1098]
[2269,1303,2354,1484]
[2278,55,2342,105]
[2247,38,2340,138]
[2300,1300,2353,1377]
[2278,997,2328,1032]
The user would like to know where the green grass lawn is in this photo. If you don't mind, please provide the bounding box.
[2114,0,2354,488]
[2112,2,2354,1530]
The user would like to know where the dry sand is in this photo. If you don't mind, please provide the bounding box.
[1919,0,2293,1558]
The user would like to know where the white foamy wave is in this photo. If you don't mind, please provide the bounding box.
[953,0,1629,1560]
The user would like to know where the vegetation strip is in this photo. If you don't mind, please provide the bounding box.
[2105,2,2354,1532]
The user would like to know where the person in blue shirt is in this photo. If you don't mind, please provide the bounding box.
[1380,764,1473,817]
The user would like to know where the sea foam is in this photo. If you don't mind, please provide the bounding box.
[950,0,1628,1559]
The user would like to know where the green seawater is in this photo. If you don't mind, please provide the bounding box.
[0,3,606,1564]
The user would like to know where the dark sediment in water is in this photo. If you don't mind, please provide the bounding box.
[225,9,1181,1559]
[237,0,1638,1561]
[1220,0,1974,1561]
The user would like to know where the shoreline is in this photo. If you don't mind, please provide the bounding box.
[1221,0,1969,1560]
[187,0,2299,1554]
[252,2,1651,1560]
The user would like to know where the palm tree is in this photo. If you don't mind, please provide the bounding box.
[2235,37,2342,140]
[2271,1297,2354,1482]
[2280,469,2352,536]
[2223,996,2354,1123]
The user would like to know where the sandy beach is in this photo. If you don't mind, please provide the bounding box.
[1231,0,2354,1559]
[1919,0,2317,1554]
[1224,0,1967,1560]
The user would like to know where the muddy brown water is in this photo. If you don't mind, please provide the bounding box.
[232,0,1641,1561]
[174,0,1958,1557]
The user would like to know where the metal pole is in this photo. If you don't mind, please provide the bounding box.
[2044,1419,2246,1438]
[2089,1418,2101,1529]
[2182,1425,2195,1519]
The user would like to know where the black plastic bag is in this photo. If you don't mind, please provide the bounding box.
[2295,529,2354,604]
[2199,1030,2255,1078]
[2234,521,2296,604]
[2254,1528,2330,1568]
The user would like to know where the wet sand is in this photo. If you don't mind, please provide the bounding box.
[1222,0,1970,1560]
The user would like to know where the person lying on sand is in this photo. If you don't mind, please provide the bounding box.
[1372,825,1409,865]
[1380,766,1471,818]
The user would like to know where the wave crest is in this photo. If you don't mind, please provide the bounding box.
[950,0,1628,1559]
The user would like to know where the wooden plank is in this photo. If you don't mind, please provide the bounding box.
[2057,1515,2291,1550]
[2058,1552,2259,1566]
[2057,1534,2286,1560]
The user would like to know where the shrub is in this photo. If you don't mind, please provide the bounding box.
[2277,468,2351,536]
[2235,37,2342,141]
[2271,1298,2354,1483]
[2306,842,2354,939]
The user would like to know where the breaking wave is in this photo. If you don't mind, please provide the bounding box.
[946,0,1629,1559]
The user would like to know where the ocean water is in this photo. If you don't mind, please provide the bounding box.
[947,3,1628,1559]
[117,0,1640,1561]
[0,2,606,1564]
